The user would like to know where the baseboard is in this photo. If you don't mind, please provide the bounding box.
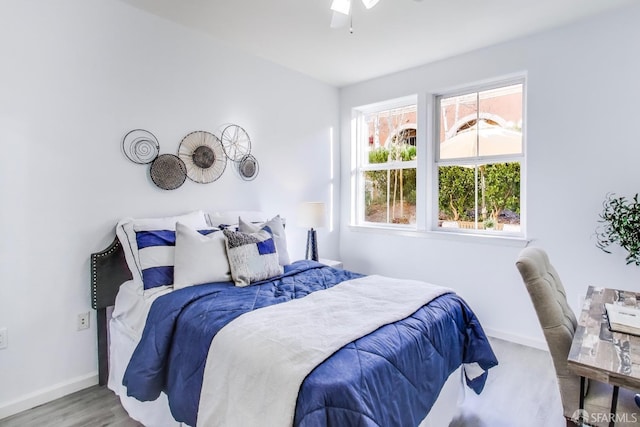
[0,372,98,420]
[484,327,548,351]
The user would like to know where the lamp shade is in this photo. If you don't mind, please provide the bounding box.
[298,202,327,229]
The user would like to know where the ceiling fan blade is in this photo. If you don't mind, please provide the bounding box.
[330,0,351,15]
[330,10,350,28]
[361,0,380,9]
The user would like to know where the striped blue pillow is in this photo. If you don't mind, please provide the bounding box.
[136,228,218,290]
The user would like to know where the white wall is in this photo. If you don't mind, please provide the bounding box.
[3,0,640,417]
[339,4,640,347]
[0,0,339,415]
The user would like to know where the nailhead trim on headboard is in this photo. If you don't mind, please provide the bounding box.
[91,234,133,386]
[90,236,132,310]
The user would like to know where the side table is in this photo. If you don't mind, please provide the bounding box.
[319,258,343,269]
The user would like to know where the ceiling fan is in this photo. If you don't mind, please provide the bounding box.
[330,0,422,29]
[330,0,378,28]
[331,0,379,15]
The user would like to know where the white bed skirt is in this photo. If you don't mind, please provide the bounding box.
[108,317,182,427]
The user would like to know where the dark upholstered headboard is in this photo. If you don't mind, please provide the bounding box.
[90,236,132,385]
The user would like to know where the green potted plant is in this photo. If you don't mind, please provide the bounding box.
[595,193,640,265]
[484,217,495,230]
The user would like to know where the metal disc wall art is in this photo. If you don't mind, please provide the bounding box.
[122,124,259,188]
[178,131,227,183]
[122,129,160,164]
[237,154,259,181]
[149,154,187,190]
[220,124,252,162]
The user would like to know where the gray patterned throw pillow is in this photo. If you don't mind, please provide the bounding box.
[223,228,284,287]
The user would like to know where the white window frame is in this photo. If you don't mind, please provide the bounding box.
[348,77,527,246]
[351,95,418,229]
[431,77,526,237]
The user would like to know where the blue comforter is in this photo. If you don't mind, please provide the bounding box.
[123,261,498,426]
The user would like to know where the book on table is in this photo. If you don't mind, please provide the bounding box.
[605,303,640,335]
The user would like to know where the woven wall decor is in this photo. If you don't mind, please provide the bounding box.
[122,129,160,164]
[220,124,252,162]
[237,154,259,181]
[149,154,187,190]
[178,131,227,184]
[122,124,260,189]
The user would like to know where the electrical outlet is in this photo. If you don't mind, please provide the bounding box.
[77,312,90,331]
[0,327,7,350]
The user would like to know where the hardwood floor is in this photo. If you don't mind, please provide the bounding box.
[442,337,564,427]
[0,386,141,427]
[0,337,564,427]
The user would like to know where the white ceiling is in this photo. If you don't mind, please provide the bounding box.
[120,0,636,87]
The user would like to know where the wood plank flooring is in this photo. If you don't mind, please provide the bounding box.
[0,337,564,427]
[0,385,141,427]
[445,337,564,427]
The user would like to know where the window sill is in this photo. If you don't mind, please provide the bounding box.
[346,224,530,247]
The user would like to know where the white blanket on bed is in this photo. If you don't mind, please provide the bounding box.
[196,275,451,427]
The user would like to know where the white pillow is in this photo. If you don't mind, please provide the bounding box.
[173,222,232,289]
[115,210,209,286]
[207,210,266,228]
[238,215,291,266]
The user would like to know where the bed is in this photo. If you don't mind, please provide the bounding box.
[91,210,498,427]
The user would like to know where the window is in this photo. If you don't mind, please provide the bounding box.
[435,81,524,234]
[351,79,525,238]
[353,96,417,226]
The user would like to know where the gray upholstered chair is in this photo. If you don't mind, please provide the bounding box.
[516,247,637,427]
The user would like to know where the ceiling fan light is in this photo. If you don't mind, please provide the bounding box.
[330,0,351,15]
[361,0,380,9]
[330,11,350,28]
